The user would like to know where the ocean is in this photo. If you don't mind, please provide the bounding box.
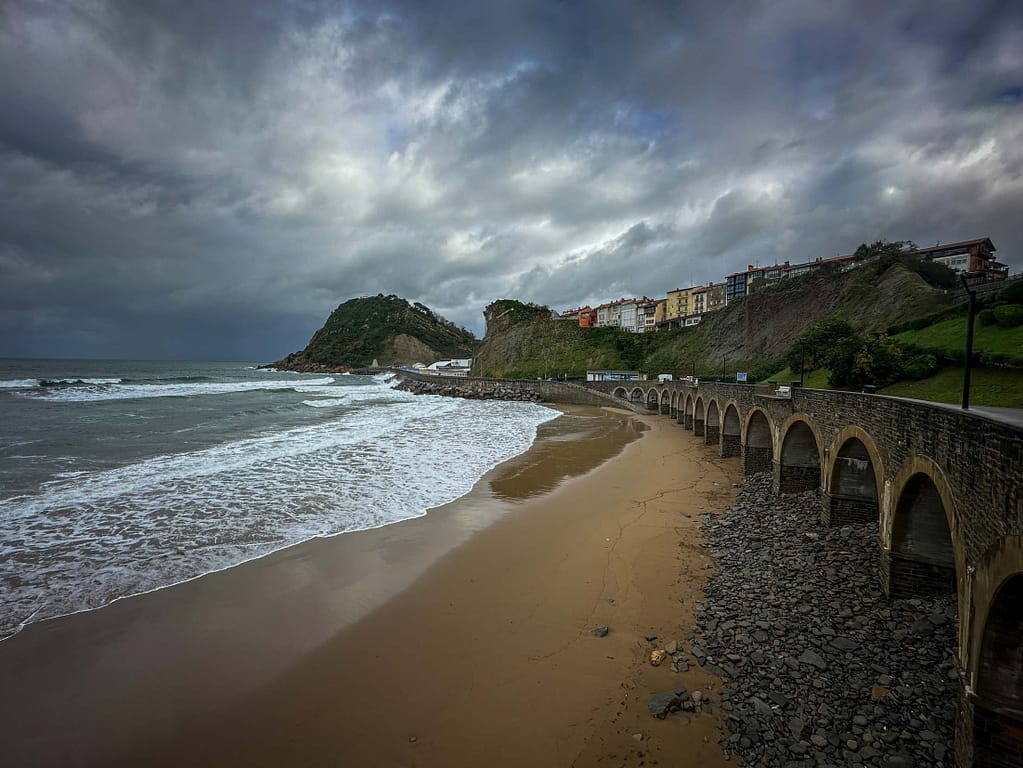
[0,359,559,639]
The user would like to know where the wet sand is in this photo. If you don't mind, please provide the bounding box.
[0,405,741,767]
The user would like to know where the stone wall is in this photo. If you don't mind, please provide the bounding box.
[720,433,741,458]
[825,495,878,526]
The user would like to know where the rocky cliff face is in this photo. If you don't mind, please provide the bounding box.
[473,262,950,378]
[271,295,477,371]
[472,300,630,379]
[695,260,947,361]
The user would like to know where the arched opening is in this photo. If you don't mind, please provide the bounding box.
[705,401,720,446]
[887,473,955,598]
[670,391,678,419]
[630,387,644,405]
[646,389,659,411]
[743,410,772,475]
[974,574,1023,767]
[693,398,706,437]
[776,420,820,494]
[825,437,879,526]
[660,390,670,415]
[613,387,627,399]
[721,405,741,458]
[682,395,694,429]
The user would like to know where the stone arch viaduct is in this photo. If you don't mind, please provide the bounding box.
[583,378,1022,768]
[396,370,1021,766]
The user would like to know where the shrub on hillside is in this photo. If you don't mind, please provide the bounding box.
[785,319,856,374]
[994,304,1023,328]
[998,280,1023,305]
[901,350,940,380]
[978,309,998,327]
[914,260,959,290]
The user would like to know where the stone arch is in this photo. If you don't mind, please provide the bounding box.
[629,386,645,404]
[693,397,706,437]
[883,456,959,599]
[720,402,741,458]
[968,537,1023,683]
[973,568,1023,767]
[705,399,720,446]
[742,407,773,476]
[670,390,678,418]
[775,415,823,494]
[683,393,695,429]
[613,386,627,399]
[660,389,671,415]
[645,388,659,411]
[823,426,884,527]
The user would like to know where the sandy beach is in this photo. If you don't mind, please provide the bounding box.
[0,405,741,768]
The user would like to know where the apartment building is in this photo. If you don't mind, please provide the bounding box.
[913,238,1006,278]
[725,254,855,302]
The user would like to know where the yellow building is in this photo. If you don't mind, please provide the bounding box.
[664,286,703,321]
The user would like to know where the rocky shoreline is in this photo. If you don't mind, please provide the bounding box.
[690,473,957,767]
[394,377,542,402]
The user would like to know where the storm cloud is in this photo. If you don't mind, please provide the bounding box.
[2,0,1021,359]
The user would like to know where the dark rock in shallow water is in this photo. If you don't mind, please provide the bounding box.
[591,625,609,638]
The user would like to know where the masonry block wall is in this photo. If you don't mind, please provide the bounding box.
[705,424,719,446]
[742,446,772,475]
[825,495,878,526]
[721,433,741,458]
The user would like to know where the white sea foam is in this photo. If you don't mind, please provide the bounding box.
[0,382,558,636]
[46,377,123,385]
[0,379,40,388]
[21,377,336,402]
[301,398,347,408]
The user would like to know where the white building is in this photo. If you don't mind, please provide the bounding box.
[422,358,473,377]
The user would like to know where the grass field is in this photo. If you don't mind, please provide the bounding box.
[760,366,832,389]
[881,367,1023,408]
[758,363,1023,408]
[894,317,1023,359]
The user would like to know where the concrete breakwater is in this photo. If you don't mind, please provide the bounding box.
[697,473,957,767]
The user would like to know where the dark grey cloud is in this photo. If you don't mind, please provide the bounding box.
[1,0,1021,359]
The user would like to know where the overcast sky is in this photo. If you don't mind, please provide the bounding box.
[2,1,1021,360]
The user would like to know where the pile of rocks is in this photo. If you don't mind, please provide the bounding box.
[693,473,958,767]
[395,378,542,402]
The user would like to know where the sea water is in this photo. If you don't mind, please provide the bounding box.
[0,359,559,638]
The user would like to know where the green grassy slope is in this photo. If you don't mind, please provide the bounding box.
[760,367,832,389]
[894,317,1023,360]
[881,368,1023,408]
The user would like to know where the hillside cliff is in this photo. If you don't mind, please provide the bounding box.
[272,295,477,371]
[474,258,952,379]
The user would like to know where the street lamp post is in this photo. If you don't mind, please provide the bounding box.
[799,339,805,388]
[960,271,984,410]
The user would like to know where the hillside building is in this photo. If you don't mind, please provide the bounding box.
[560,306,597,327]
[912,237,1007,279]
[639,298,665,332]
[726,254,855,303]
